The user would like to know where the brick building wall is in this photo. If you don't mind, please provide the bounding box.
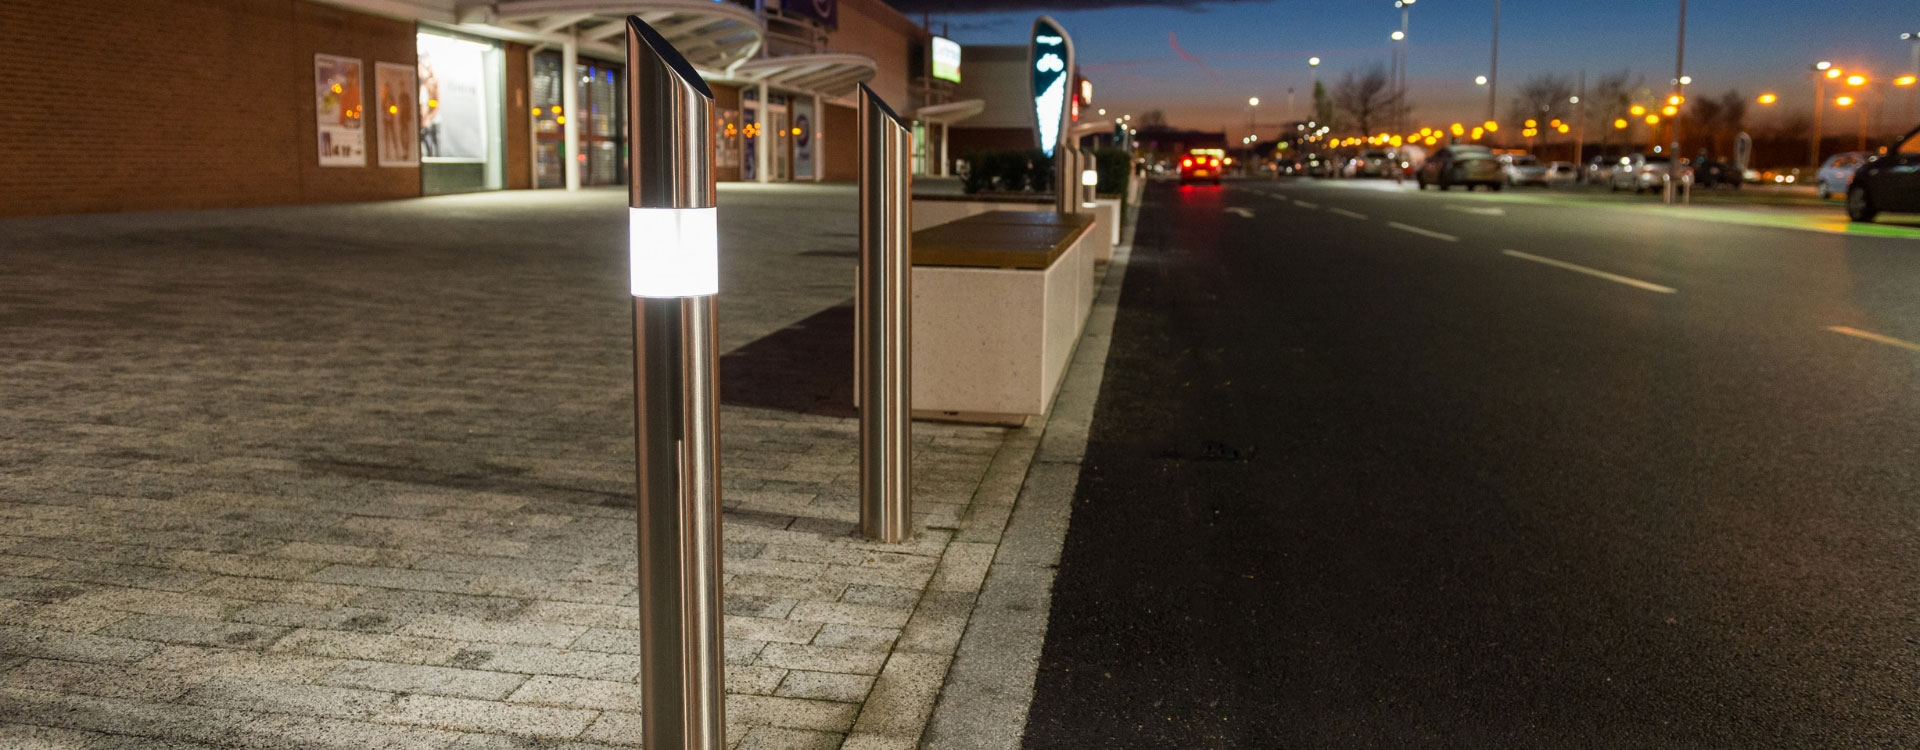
[0,0,419,217]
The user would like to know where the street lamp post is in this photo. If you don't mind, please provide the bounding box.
[1904,32,1920,122]
[1309,57,1322,120]
[1487,0,1501,129]
[1812,62,1833,167]
[1395,0,1415,135]
[1666,0,1686,205]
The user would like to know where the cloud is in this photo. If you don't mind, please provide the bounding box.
[887,0,1256,13]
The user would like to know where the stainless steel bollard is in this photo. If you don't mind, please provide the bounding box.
[858,84,913,543]
[1080,147,1098,206]
[1056,146,1076,214]
[625,17,725,750]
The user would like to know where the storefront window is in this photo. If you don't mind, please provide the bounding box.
[532,52,625,188]
[418,30,505,194]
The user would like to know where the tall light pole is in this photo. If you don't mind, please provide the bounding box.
[1487,0,1501,129]
[1812,61,1833,167]
[1667,0,1686,205]
[1904,32,1920,122]
[1309,57,1322,121]
[1396,0,1415,135]
[1248,96,1260,143]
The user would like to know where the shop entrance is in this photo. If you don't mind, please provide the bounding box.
[532,52,625,188]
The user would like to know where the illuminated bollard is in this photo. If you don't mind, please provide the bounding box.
[857,84,913,543]
[1081,147,1099,206]
[625,16,725,750]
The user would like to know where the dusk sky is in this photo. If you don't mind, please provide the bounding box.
[901,0,1920,135]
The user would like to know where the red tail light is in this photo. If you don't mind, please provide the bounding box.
[1182,158,1193,167]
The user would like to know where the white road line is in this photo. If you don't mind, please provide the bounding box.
[1826,326,1920,354]
[1501,250,1677,294]
[1224,207,1256,218]
[1293,200,1320,209]
[1327,207,1369,220]
[1267,193,1291,202]
[1447,206,1507,216]
[1387,222,1458,242]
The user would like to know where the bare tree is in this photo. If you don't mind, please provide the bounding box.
[1312,80,1334,129]
[1509,73,1576,134]
[1589,70,1641,150]
[1331,64,1399,137]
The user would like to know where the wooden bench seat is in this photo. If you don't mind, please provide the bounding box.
[907,211,1099,424]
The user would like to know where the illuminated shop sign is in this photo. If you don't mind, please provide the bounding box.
[1029,17,1073,157]
[931,36,961,83]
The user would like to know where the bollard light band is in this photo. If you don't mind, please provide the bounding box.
[1081,169,1099,186]
[630,207,719,298]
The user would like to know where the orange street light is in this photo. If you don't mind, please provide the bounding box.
[1630,105,1647,116]
[1662,105,1679,116]
[1826,68,1843,79]
[1645,114,1661,124]
[1483,120,1499,132]
[1835,95,1855,107]
[1614,118,1629,129]
[1556,123,1571,134]
[1757,93,1778,104]
[1846,74,1867,87]
[1524,118,1538,128]
[1896,75,1917,87]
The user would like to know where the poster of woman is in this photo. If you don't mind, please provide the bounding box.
[314,54,365,167]
[375,62,419,167]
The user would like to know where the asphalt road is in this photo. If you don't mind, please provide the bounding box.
[1023,178,1920,748]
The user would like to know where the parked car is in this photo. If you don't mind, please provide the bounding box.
[1609,153,1674,194]
[1816,152,1869,200]
[1692,158,1742,190]
[1583,155,1619,184]
[1846,124,1920,222]
[1417,145,1504,191]
[1355,149,1395,178]
[1502,154,1550,186]
[1179,151,1223,185]
[1546,161,1580,185]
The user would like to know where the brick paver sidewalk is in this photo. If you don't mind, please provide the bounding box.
[0,186,1054,749]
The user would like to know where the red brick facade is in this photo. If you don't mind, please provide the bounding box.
[0,0,419,216]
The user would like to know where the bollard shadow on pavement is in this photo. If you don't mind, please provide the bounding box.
[719,303,857,419]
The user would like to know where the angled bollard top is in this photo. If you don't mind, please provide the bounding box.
[858,82,909,133]
[626,16,717,299]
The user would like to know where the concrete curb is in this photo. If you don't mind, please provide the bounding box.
[917,198,1142,750]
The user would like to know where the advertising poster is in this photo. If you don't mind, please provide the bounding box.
[1029,18,1073,157]
[418,34,489,162]
[793,101,814,179]
[314,54,365,167]
[375,62,419,167]
[715,108,742,169]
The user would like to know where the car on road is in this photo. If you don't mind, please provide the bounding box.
[1179,151,1223,185]
[1417,145,1504,191]
[1546,161,1579,185]
[1583,154,1619,185]
[1609,153,1674,194]
[1691,158,1742,190]
[1352,149,1396,178]
[1501,154,1550,186]
[1816,152,1869,200]
[1846,124,1920,223]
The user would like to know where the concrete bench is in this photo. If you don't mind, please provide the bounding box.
[910,210,1097,425]
[912,193,1114,263]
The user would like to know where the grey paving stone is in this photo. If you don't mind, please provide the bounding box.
[506,675,642,712]
[95,614,290,650]
[270,628,464,665]
[725,615,821,645]
[181,678,399,720]
[136,644,342,683]
[849,652,951,737]
[461,644,642,682]
[380,694,598,738]
[754,644,888,676]
[0,658,208,701]
[228,602,408,633]
[737,725,844,750]
[786,601,911,629]
[320,659,528,701]
[396,614,586,647]
[728,694,861,732]
[810,624,899,652]
[0,625,162,664]
[192,575,366,606]
[725,664,788,696]
[0,602,129,634]
[61,587,240,620]
[774,669,874,703]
